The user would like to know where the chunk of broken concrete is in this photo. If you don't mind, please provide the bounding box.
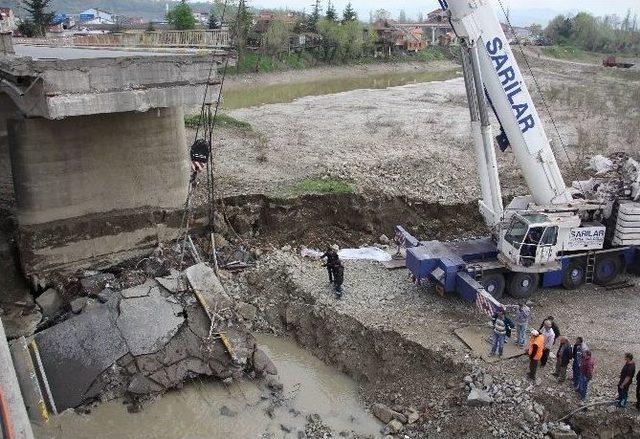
[36,288,64,318]
[70,297,87,314]
[95,288,114,303]
[238,302,257,322]
[116,287,185,357]
[127,374,165,395]
[156,269,189,293]
[467,388,493,406]
[185,263,232,307]
[252,348,278,376]
[120,279,157,299]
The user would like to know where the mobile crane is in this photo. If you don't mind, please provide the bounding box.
[398,0,640,312]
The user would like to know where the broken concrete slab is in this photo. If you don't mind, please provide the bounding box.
[116,287,184,357]
[35,288,63,319]
[120,279,158,299]
[156,269,189,294]
[467,388,493,407]
[454,325,524,363]
[34,305,129,411]
[70,297,87,314]
[185,262,232,314]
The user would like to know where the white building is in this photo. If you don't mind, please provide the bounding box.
[78,9,115,25]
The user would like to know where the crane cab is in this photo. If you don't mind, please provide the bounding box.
[498,213,561,271]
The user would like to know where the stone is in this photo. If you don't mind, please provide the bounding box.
[120,279,156,299]
[483,374,494,388]
[35,288,64,318]
[214,233,229,249]
[96,288,114,303]
[549,429,578,438]
[379,234,390,244]
[253,349,278,376]
[219,405,237,417]
[523,409,538,423]
[533,403,545,417]
[467,389,493,407]
[267,377,284,392]
[238,302,257,322]
[372,403,396,424]
[384,419,404,435]
[464,375,473,384]
[156,270,189,293]
[392,411,408,424]
[407,410,420,424]
[70,297,87,314]
[81,273,116,296]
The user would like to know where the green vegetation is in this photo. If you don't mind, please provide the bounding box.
[166,1,196,30]
[289,177,354,196]
[541,45,599,61]
[22,0,54,37]
[184,113,252,131]
[545,11,640,53]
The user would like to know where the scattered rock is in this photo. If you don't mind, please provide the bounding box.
[549,429,578,438]
[70,297,87,314]
[467,389,493,406]
[372,403,396,424]
[81,273,115,296]
[95,288,114,303]
[379,234,390,244]
[266,376,284,392]
[384,419,404,435]
[238,302,258,322]
[219,405,237,417]
[253,349,278,376]
[36,288,64,318]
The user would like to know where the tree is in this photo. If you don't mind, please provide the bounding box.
[208,13,220,29]
[263,20,289,57]
[398,9,407,23]
[22,0,54,37]
[342,2,357,23]
[231,0,253,73]
[166,0,196,30]
[326,1,338,22]
[308,0,321,32]
[373,9,390,21]
[528,24,543,37]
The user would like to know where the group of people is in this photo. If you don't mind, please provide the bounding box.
[490,305,640,409]
[320,247,345,299]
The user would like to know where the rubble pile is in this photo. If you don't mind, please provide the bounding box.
[25,261,276,412]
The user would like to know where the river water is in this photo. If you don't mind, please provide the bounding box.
[33,335,381,439]
[223,69,459,109]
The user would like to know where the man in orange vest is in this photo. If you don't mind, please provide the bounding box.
[527,329,545,380]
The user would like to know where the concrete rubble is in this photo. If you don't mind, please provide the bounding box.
[27,262,272,412]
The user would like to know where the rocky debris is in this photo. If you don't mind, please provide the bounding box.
[467,388,493,406]
[35,288,64,318]
[219,405,237,417]
[384,419,404,435]
[372,403,397,424]
[70,297,87,314]
[33,263,275,412]
[80,273,115,296]
[238,302,258,322]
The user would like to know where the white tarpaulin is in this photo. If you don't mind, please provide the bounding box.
[300,247,392,262]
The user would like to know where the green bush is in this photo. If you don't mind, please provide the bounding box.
[184,113,252,131]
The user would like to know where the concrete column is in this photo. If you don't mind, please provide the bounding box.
[7,107,190,279]
[9,107,189,225]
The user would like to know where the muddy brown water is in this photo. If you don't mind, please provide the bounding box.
[223,69,459,109]
[33,334,381,439]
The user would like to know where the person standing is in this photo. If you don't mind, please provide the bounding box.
[578,350,595,401]
[507,303,531,348]
[617,353,635,408]
[539,316,560,344]
[489,311,507,357]
[572,337,587,390]
[320,247,339,283]
[552,336,572,382]
[526,330,545,380]
[636,369,640,411]
[332,262,345,299]
[540,320,556,367]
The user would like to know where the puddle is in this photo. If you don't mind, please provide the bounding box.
[223,69,459,109]
[33,334,381,439]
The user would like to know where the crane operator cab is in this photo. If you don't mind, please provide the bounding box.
[499,213,560,269]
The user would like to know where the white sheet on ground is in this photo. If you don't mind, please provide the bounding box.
[300,247,392,262]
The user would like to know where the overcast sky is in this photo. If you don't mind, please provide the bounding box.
[250,0,640,25]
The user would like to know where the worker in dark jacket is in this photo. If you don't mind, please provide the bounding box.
[333,262,345,299]
[552,336,572,382]
[572,337,587,390]
[617,353,635,408]
[320,247,340,283]
[636,369,640,411]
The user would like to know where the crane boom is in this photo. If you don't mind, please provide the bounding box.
[445,0,573,206]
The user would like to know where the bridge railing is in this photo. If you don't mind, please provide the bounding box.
[14,30,230,49]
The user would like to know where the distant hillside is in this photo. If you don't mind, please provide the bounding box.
[0,0,216,21]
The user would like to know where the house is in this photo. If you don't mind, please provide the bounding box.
[424,8,448,23]
[374,20,428,55]
[78,9,115,25]
[399,27,428,52]
[0,8,17,32]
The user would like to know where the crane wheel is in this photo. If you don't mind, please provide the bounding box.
[562,260,586,290]
[507,272,540,299]
[481,273,505,300]
[593,255,622,286]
